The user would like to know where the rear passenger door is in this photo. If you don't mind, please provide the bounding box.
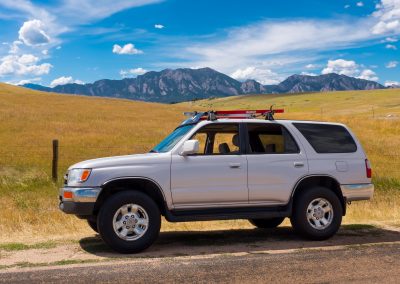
[245,123,308,205]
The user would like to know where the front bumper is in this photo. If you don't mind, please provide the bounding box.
[341,183,374,202]
[59,187,101,215]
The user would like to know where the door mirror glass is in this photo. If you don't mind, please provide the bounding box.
[180,140,199,156]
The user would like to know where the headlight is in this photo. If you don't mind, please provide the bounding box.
[67,169,91,184]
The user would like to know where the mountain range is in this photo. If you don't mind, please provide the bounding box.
[23,67,385,103]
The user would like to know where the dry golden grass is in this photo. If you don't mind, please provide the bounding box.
[0,83,400,242]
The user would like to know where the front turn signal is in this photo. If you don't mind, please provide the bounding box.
[63,191,73,199]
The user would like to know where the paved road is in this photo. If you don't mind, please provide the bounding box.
[1,242,400,283]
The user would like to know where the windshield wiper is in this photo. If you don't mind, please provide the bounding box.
[149,149,158,153]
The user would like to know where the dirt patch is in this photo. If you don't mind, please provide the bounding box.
[1,223,400,269]
[0,244,104,267]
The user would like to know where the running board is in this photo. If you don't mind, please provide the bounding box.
[164,205,292,222]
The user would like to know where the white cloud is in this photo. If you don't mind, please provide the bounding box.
[358,69,379,81]
[18,19,51,46]
[112,43,143,55]
[386,44,398,49]
[183,18,375,77]
[18,54,39,65]
[321,59,379,81]
[13,77,42,85]
[190,20,371,58]
[0,0,161,29]
[120,67,148,77]
[385,60,398,68]
[154,24,164,29]
[230,66,282,85]
[0,0,51,19]
[385,37,398,42]
[56,0,163,24]
[372,0,400,34]
[385,80,400,87]
[50,76,84,87]
[322,59,359,76]
[301,72,318,76]
[0,54,52,76]
[345,4,351,9]
[357,2,364,7]
[305,64,319,69]
[9,41,22,54]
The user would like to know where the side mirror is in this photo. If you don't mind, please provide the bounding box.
[180,140,199,156]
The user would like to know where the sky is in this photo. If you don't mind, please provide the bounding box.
[0,0,399,87]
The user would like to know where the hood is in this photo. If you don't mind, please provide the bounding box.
[68,152,170,170]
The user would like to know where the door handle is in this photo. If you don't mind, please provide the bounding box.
[294,162,304,168]
[229,163,241,168]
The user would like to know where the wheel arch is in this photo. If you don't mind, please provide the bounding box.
[291,175,346,215]
[93,177,168,216]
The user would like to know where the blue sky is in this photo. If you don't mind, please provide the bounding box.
[0,0,399,87]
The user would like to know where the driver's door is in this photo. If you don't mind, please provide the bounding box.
[170,123,248,208]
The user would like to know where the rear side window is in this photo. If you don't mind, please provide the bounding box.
[247,123,299,154]
[293,123,357,153]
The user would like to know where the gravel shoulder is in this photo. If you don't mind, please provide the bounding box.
[0,223,400,271]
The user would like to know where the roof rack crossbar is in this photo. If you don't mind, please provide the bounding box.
[181,106,284,125]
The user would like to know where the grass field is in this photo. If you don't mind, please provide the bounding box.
[1,83,400,242]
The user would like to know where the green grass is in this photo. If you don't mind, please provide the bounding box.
[0,241,57,251]
[0,259,106,270]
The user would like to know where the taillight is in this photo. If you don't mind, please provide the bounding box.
[365,159,372,178]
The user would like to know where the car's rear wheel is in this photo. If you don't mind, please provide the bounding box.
[87,219,98,233]
[249,217,285,229]
[290,186,342,240]
[97,191,161,253]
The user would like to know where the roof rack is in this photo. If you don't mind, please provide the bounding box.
[181,106,284,125]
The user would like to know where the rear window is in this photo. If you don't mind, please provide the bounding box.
[293,123,357,153]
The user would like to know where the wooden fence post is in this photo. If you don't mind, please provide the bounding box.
[52,139,59,182]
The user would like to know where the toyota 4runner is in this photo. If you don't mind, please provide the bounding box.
[59,109,374,253]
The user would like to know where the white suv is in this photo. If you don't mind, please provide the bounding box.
[59,109,374,253]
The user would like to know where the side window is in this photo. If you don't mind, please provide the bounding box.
[214,132,239,154]
[247,123,299,154]
[293,123,357,153]
[189,123,240,155]
[191,132,208,154]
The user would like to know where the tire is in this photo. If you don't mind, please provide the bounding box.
[249,217,285,229]
[97,191,161,254]
[87,219,98,233]
[290,186,342,240]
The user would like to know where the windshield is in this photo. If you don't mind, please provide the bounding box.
[151,124,195,153]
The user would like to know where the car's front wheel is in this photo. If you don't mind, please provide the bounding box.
[249,217,285,229]
[290,186,342,240]
[97,191,161,253]
[87,218,98,233]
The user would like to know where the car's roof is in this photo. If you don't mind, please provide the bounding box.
[196,119,346,127]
